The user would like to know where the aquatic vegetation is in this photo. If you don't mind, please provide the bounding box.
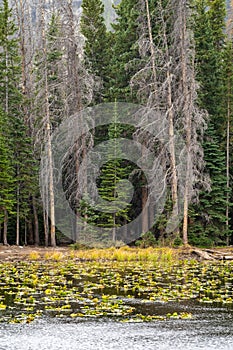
[0,258,232,324]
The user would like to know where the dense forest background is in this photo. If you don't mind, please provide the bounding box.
[0,0,233,248]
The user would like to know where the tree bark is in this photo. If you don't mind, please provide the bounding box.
[159,0,179,237]
[3,209,8,245]
[180,1,192,246]
[40,1,56,247]
[47,122,56,247]
[16,183,20,246]
[33,196,40,246]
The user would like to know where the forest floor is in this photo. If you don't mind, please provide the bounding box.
[0,244,233,262]
[0,245,69,262]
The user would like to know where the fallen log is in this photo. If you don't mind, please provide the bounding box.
[191,248,215,260]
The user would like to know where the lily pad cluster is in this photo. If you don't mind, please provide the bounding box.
[0,259,232,323]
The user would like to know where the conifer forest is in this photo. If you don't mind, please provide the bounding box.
[1,0,233,248]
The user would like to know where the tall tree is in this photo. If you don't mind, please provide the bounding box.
[80,0,109,103]
[35,0,57,247]
[0,108,15,245]
[192,0,230,244]
[0,0,35,245]
[108,0,140,102]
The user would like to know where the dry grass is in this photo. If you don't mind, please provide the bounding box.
[44,251,64,261]
[28,251,40,260]
[71,247,180,263]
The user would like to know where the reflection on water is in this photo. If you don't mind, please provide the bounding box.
[1,305,233,350]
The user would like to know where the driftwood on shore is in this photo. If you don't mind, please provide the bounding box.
[190,248,233,261]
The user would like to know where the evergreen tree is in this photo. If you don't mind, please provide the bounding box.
[107,0,140,102]
[192,0,230,244]
[80,0,109,102]
[0,108,15,245]
[222,41,233,243]
[193,0,226,137]
[96,106,132,243]
[47,13,64,129]
[0,0,35,245]
[189,124,229,246]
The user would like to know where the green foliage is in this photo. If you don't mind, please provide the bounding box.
[95,105,132,240]
[0,0,36,242]
[107,0,140,102]
[191,0,231,245]
[0,108,15,221]
[188,124,230,245]
[193,0,226,137]
[80,0,110,102]
[0,0,233,248]
[135,232,157,248]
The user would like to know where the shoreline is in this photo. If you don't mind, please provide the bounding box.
[0,245,233,262]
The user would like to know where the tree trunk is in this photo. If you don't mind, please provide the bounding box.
[28,219,34,245]
[43,209,49,247]
[3,209,8,245]
[142,185,148,233]
[47,122,56,247]
[24,219,27,246]
[226,77,230,245]
[16,184,20,246]
[180,1,191,246]
[167,70,179,237]
[33,196,40,246]
[40,1,56,247]
[159,0,179,237]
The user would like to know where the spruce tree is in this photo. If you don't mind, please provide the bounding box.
[107,0,140,102]
[80,0,109,102]
[0,0,35,245]
[0,108,15,244]
[193,0,226,137]
[96,106,132,243]
[192,0,230,244]
[189,124,229,246]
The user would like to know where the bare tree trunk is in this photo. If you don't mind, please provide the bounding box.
[33,196,39,246]
[40,1,56,247]
[3,209,8,246]
[3,28,9,246]
[16,183,20,246]
[47,122,56,247]
[142,184,148,233]
[24,219,27,246]
[112,214,116,243]
[64,1,84,241]
[180,1,192,246]
[159,0,179,237]
[226,75,231,245]
[43,209,49,247]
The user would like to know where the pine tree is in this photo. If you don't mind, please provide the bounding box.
[193,0,226,137]
[107,0,140,102]
[0,0,35,245]
[0,108,15,245]
[80,0,109,102]
[192,0,230,244]
[189,124,229,246]
[223,41,233,244]
[95,105,132,243]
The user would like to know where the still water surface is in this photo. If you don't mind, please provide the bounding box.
[0,304,233,350]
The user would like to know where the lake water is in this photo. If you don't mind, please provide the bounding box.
[1,303,233,350]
